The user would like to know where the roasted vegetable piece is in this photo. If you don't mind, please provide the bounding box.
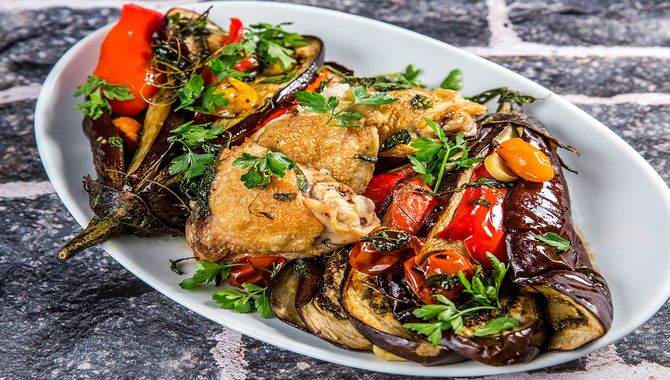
[227,256,286,288]
[94,4,163,115]
[403,249,475,304]
[439,288,548,366]
[341,266,464,365]
[269,261,316,332]
[489,111,613,350]
[296,250,372,350]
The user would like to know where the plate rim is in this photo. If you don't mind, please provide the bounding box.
[34,1,670,376]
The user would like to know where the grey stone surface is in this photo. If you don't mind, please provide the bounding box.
[0,194,222,379]
[0,100,47,183]
[489,56,670,97]
[0,8,119,90]
[578,103,670,184]
[507,0,670,47]
[275,0,490,47]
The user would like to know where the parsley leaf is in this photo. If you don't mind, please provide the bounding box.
[232,151,296,189]
[179,260,232,289]
[408,117,484,191]
[207,52,250,81]
[73,75,134,120]
[175,74,228,114]
[458,253,509,308]
[293,86,397,127]
[168,121,227,181]
[212,282,273,318]
[473,314,519,337]
[440,69,463,90]
[245,22,307,71]
[535,232,571,251]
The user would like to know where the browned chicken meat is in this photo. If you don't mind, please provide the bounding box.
[186,140,379,263]
[254,112,379,194]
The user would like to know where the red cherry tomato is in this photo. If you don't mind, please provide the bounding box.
[437,165,508,267]
[349,229,424,275]
[227,256,286,288]
[403,249,475,304]
[364,167,415,214]
[386,176,439,234]
[93,4,163,116]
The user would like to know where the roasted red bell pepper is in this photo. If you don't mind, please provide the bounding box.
[364,167,415,214]
[403,249,475,304]
[227,256,286,288]
[93,4,163,116]
[385,176,439,234]
[349,230,423,275]
[225,17,244,44]
[437,165,508,267]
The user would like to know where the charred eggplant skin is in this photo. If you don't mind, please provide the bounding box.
[341,266,464,366]
[486,113,613,338]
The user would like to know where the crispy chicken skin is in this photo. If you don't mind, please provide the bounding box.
[186,140,379,262]
[254,113,379,194]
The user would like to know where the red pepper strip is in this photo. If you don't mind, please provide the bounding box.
[225,17,244,45]
[364,167,415,214]
[233,55,260,72]
[349,232,423,275]
[93,4,163,116]
[303,68,331,92]
[386,176,439,234]
[227,256,286,288]
[437,164,508,267]
[403,249,475,304]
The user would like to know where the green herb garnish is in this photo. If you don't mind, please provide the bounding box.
[207,52,250,82]
[243,22,307,70]
[410,94,433,110]
[440,69,463,91]
[175,74,228,114]
[179,260,233,289]
[425,274,460,290]
[408,117,483,191]
[168,121,226,181]
[360,228,412,251]
[73,75,134,120]
[107,136,124,148]
[212,282,273,318]
[232,151,296,189]
[273,192,297,202]
[535,232,571,251]
[459,253,508,308]
[293,86,397,127]
[380,130,412,152]
[473,314,519,337]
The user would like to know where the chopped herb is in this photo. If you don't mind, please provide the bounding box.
[471,198,492,208]
[260,71,297,83]
[467,87,536,107]
[293,86,397,127]
[212,282,274,318]
[458,253,509,308]
[425,274,460,290]
[293,259,311,278]
[408,118,484,191]
[73,75,134,120]
[360,228,412,251]
[294,165,310,192]
[168,121,226,181]
[273,192,297,202]
[373,64,425,90]
[175,74,228,114]
[354,153,378,163]
[403,254,511,345]
[474,314,519,337]
[535,232,571,251]
[107,136,124,148]
[169,257,195,275]
[380,130,412,152]
[244,22,307,70]
[464,177,514,189]
[207,52,250,81]
[179,260,232,289]
[440,69,463,91]
[232,151,296,189]
[410,94,433,110]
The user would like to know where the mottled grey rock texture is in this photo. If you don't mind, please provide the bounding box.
[0,100,46,182]
[507,0,670,46]
[0,0,669,379]
[489,56,670,97]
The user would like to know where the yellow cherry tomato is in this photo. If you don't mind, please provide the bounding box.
[497,137,554,182]
[214,78,260,115]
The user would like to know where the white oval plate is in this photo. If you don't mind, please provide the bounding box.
[35,1,670,376]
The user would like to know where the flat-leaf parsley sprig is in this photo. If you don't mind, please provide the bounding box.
[73,75,135,120]
[232,150,297,189]
[408,117,484,192]
[403,253,518,344]
[293,86,397,127]
[168,121,227,181]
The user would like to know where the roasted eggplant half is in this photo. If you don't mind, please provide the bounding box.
[269,260,317,332]
[295,250,372,351]
[341,266,464,365]
[439,288,547,366]
[480,111,613,350]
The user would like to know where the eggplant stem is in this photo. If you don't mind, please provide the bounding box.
[58,217,124,260]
